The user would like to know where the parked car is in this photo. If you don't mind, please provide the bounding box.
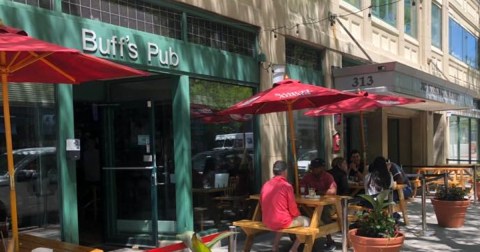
[192,148,254,175]
[297,150,318,176]
[0,147,58,227]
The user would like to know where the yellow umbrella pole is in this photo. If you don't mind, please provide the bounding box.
[287,104,300,195]
[359,111,367,171]
[1,70,19,250]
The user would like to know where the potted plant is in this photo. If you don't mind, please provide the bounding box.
[349,190,405,252]
[431,185,470,228]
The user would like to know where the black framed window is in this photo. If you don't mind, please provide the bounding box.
[61,0,182,39]
[448,115,479,164]
[286,41,322,71]
[12,0,54,10]
[186,15,256,56]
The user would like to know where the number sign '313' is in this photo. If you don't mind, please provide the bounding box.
[352,75,374,87]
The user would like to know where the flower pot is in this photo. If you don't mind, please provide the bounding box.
[431,198,470,228]
[348,228,405,252]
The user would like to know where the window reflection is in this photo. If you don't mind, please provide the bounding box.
[372,0,397,27]
[449,116,479,164]
[431,3,442,48]
[0,83,58,228]
[190,79,255,231]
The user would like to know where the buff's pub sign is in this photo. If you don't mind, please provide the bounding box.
[81,28,179,67]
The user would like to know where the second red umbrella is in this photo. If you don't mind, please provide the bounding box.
[220,79,359,194]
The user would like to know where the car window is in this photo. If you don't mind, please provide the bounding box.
[299,150,317,161]
[0,154,31,175]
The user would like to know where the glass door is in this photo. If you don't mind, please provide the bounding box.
[102,100,159,247]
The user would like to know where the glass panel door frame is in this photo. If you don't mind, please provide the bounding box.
[101,100,159,247]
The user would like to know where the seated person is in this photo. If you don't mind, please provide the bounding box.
[348,149,366,182]
[260,160,309,252]
[328,157,350,196]
[363,156,394,206]
[387,159,413,200]
[299,158,337,251]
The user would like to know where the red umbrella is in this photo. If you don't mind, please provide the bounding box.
[0,23,149,250]
[200,113,253,124]
[304,91,424,165]
[219,79,359,194]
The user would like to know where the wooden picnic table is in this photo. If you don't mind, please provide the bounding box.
[233,194,344,252]
[0,233,103,252]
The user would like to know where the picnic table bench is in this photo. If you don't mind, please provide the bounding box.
[233,194,344,252]
[0,233,103,252]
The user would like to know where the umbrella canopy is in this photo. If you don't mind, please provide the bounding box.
[0,23,149,251]
[219,79,359,194]
[191,104,252,124]
[304,91,424,167]
[304,92,424,116]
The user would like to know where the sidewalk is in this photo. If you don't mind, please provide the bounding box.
[213,197,480,251]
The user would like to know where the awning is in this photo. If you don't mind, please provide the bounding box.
[333,62,475,111]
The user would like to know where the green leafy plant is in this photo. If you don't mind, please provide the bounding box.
[354,190,399,238]
[177,231,237,252]
[435,185,470,201]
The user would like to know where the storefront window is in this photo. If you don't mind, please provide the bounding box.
[431,3,442,48]
[404,0,417,38]
[449,116,459,162]
[448,116,479,164]
[0,83,58,228]
[190,79,254,231]
[371,0,397,27]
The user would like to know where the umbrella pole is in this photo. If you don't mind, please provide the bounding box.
[1,72,19,252]
[359,111,367,169]
[287,104,300,195]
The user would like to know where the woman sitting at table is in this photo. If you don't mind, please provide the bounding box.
[364,156,393,197]
[328,157,350,196]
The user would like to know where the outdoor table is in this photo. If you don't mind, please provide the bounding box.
[233,194,344,252]
[349,182,364,196]
[192,187,234,226]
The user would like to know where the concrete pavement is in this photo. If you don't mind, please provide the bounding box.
[213,197,480,251]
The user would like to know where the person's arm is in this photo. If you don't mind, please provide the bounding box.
[324,175,337,195]
[286,186,300,217]
[390,164,404,184]
[351,166,365,181]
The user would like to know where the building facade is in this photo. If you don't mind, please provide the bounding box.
[0,0,478,248]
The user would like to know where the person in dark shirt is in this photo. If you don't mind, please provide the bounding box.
[387,159,413,200]
[348,149,365,181]
[329,157,350,196]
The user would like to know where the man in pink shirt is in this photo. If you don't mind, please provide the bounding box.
[260,160,309,252]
